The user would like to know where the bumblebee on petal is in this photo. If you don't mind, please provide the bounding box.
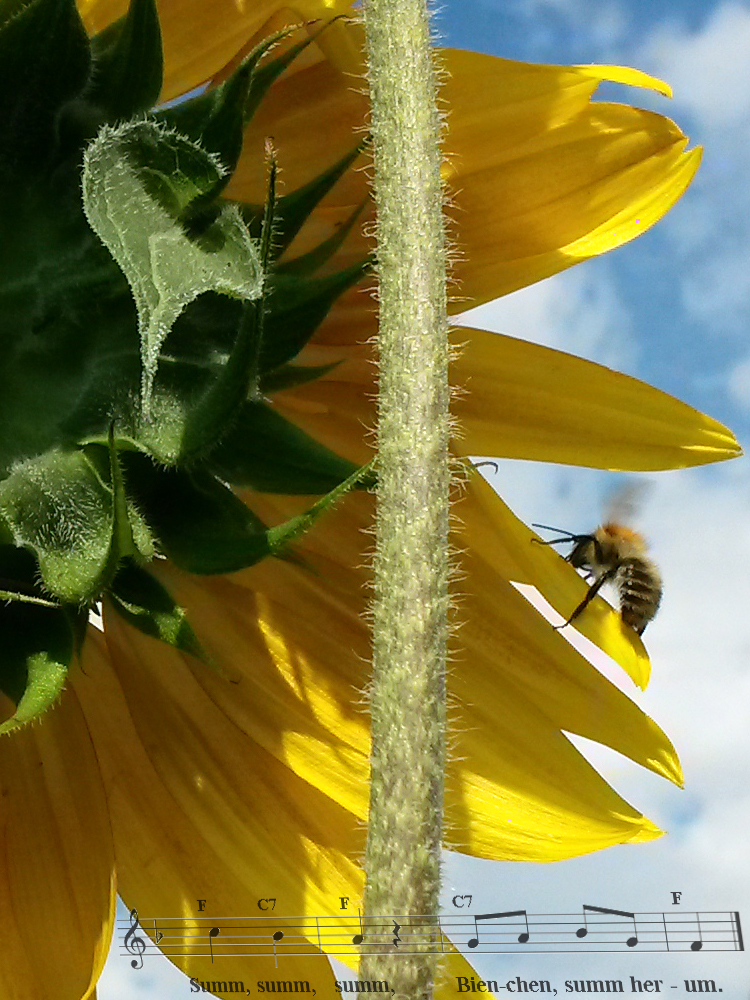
[533,521,663,635]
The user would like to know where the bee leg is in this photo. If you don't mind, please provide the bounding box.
[554,569,617,630]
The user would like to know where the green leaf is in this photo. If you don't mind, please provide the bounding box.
[108,559,208,662]
[0,601,72,735]
[208,400,367,493]
[261,258,371,372]
[0,0,91,175]
[87,0,163,120]
[81,118,264,412]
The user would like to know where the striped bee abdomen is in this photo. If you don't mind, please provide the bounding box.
[616,557,663,635]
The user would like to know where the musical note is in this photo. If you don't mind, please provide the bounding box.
[468,910,530,948]
[208,926,220,962]
[124,909,147,970]
[271,929,284,968]
[392,921,401,947]
[352,910,365,946]
[576,905,638,948]
[691,913,703,952]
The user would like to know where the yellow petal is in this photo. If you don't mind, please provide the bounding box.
[77,1,357,102]
[229,30,701,304]
[235,488,675,859]
[151,560,372,825]
[271,327,741,476]
[452,327,742,469]
[446,104,700,305]
[0,689,115,1000]
[74,625,362,987]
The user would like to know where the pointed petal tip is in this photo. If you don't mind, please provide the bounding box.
[632,815,665,842]
[574,63,674,99]
[647,749,685,789]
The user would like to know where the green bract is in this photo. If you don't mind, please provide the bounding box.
[0,0,372,732]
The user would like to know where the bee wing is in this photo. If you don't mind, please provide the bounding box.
[603,478,652,524]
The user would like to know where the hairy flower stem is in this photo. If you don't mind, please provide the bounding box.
[361,1,450,998]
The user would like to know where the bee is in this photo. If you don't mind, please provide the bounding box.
[532,520,663,635]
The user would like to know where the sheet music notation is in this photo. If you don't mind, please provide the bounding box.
[120,907,743,966]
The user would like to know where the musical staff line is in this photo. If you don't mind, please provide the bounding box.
[118,908,743,965]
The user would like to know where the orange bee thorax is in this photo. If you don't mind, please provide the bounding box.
[599,522,647,547]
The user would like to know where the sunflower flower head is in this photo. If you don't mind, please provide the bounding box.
[0,0,742,998]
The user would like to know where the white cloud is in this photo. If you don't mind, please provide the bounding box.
[629,3,750,341]
[639,2,750,130]
[458,260,637,371]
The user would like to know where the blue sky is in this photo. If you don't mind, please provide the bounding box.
[99,1,750,996]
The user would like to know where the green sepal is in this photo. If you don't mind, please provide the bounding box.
[172,303,262,462]
[254,139,370,263]
[63,604,91,659]
[0,0,91,176]
[242,20,339,125]
[81,118,264,412]
[87,0,163,120]
[155,27,296,187]
[277,201,367,277]
[261,258,371,372]
[0,599,73,736]
[108,559,210,664]
[122,452,373,575]
[107,424,138,561]
[121,455,273,574]
[207,400,367,494]
[0,446,151,604]
[259,360,341,394]
[266,458,375,554]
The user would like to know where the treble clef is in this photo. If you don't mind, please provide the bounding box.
[124,908,147,970]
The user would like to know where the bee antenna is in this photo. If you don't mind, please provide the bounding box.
[531,523,576,537]
[472,461,499,473]
[531,524,595,548]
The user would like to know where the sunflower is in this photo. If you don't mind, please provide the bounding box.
[0,0,740,998]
